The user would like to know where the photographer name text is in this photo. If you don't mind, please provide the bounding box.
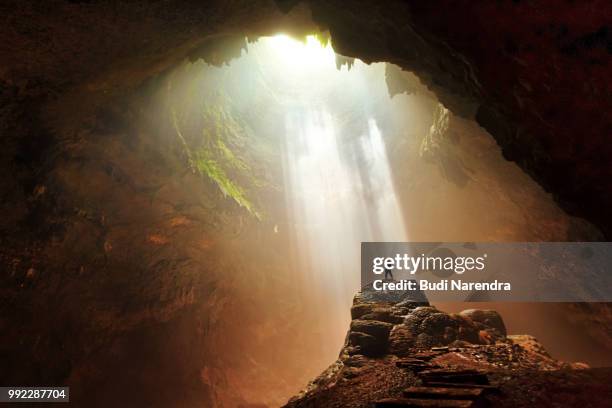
[372,279,511,292]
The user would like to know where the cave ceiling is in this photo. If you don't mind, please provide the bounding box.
[2,0,610,236]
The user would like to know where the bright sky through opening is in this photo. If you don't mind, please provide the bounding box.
[265,34,336,71]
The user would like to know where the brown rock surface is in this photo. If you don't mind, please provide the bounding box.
[285,290,611,408]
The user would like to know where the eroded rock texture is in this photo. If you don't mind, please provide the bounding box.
[284,289,611,408]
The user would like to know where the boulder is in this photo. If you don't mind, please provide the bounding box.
[348,331,387,357]
[452,314,480,344]
[400,307,493,347]
[415,332,435,349]
[350,319,393,339]
[460,309,507,336]
[421,312,458,338]
[395,299,430,314]
[351,303,376,319]
[388,325,415,356]
[360,307,405,324]
[407,306,439,319]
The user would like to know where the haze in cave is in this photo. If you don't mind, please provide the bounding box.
[134,34,606,406]
[2,2,611,407]
[159,35,415,364]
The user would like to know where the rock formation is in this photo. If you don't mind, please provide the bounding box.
[285,287,611,408]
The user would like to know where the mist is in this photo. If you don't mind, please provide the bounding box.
[137,34,606,406]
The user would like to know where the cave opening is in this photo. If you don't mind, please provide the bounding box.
[127,32,605,406]
[127,32,440,406]
[155,34,424,396]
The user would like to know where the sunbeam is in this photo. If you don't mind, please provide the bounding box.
[255,35,410,350]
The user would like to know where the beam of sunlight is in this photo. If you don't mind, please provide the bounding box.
[173,34,413,357]
[255,35,409,348]
[158,33,429,403]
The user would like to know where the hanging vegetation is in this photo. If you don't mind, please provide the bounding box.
[171,84,263,219]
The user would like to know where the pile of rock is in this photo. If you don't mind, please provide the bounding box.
[285,287,593,408]
[346,289,507,358]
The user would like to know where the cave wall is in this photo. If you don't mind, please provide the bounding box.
[0,2,321,407]
[300,0,612,237]
[1,1,611,407]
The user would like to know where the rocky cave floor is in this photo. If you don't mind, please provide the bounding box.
[283,288,612,408]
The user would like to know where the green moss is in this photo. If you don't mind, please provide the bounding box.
[171,91,263,219]
[310,32,331,47]
[193,151,260,218]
